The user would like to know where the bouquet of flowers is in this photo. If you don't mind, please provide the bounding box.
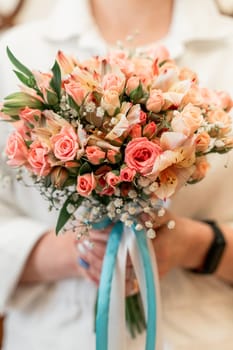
[1,46,233,350]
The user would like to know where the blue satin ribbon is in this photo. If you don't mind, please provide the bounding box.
[95,219,157,350]
[133,223,157,350]
[95,220,124,350]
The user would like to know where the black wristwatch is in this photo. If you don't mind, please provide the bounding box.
[191,220,226,274]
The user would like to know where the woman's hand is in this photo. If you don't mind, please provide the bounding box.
[140,210,213,278]
[20,230,83,283]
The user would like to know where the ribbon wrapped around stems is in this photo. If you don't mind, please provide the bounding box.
[93,218,163,350]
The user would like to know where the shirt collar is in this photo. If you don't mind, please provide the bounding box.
[43,0,233,45]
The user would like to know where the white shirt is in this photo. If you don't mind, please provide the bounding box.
[0,1,233,349]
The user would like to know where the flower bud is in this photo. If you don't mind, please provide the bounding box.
[50,166,69,189]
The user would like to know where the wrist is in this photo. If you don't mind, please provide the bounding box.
[183,219,213,270]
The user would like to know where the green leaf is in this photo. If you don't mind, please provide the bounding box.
[7,47,33,78]
[50,61,61,99]
[79,162,92,175]
[13,70,35,88]
[129,82,144,103]
[55,194,83,234]
[46,90,59,105]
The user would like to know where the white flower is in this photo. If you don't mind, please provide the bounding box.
[96,106,105,118]
[128,190,137,199]
[137,177,151,188]
[128,207,137,215]
[121,212,129,222]
[215,139,225,148]
[167,220,176,229]
[85,101,96,113]
[149,182,159,192]
[135,224,143,231]
[125,220,133,227]
[157,208,166,217]
[145,220,153,228]
[67,204,75,214]
[114,198,123,207]
[143,207,150,213]
[147,229,156,239]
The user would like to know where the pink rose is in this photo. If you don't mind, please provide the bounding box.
[64,82,86,106]
[19,107,41,125]
[125,137,163,175]
[143,122,157,139]
[129,125,142,138]
[28,141,51,176]
[120,167,136,182]
[86,146,105,165]
[76,173,96,197]
[51,126,79,161]
[105,171,120,187]
[102,73,125,94]
[146,89,164,113]
[179,67,198,83]
[5,131,28,167]
[107,149,121,163]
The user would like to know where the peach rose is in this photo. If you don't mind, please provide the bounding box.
[125,137,163,175]
[146,89,164,113]
[207,109,232,136]
[215,91,232,112]
[105,171,120,187]
[172,104,203,136]
[192,157,210,181]
[120,167,136,182]
[125,76,141,96]
[102,73,125,94]
[86,146,105,165]
[101,90,120,116]
[51,126,79,161]
[64,82,86,106]
[76,173,96,197]
[28,141,51,176]
[5,131,28,167]
[195,132,211,152]
[19,107,41,125]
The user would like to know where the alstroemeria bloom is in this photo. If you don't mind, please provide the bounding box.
[27,141,51,176]
[125,137,163,175]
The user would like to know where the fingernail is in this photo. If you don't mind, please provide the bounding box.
[77,243,87,255]
[83,239,94,250]
[78,257,90,270]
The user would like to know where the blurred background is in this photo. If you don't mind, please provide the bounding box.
[0,0,232,349]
